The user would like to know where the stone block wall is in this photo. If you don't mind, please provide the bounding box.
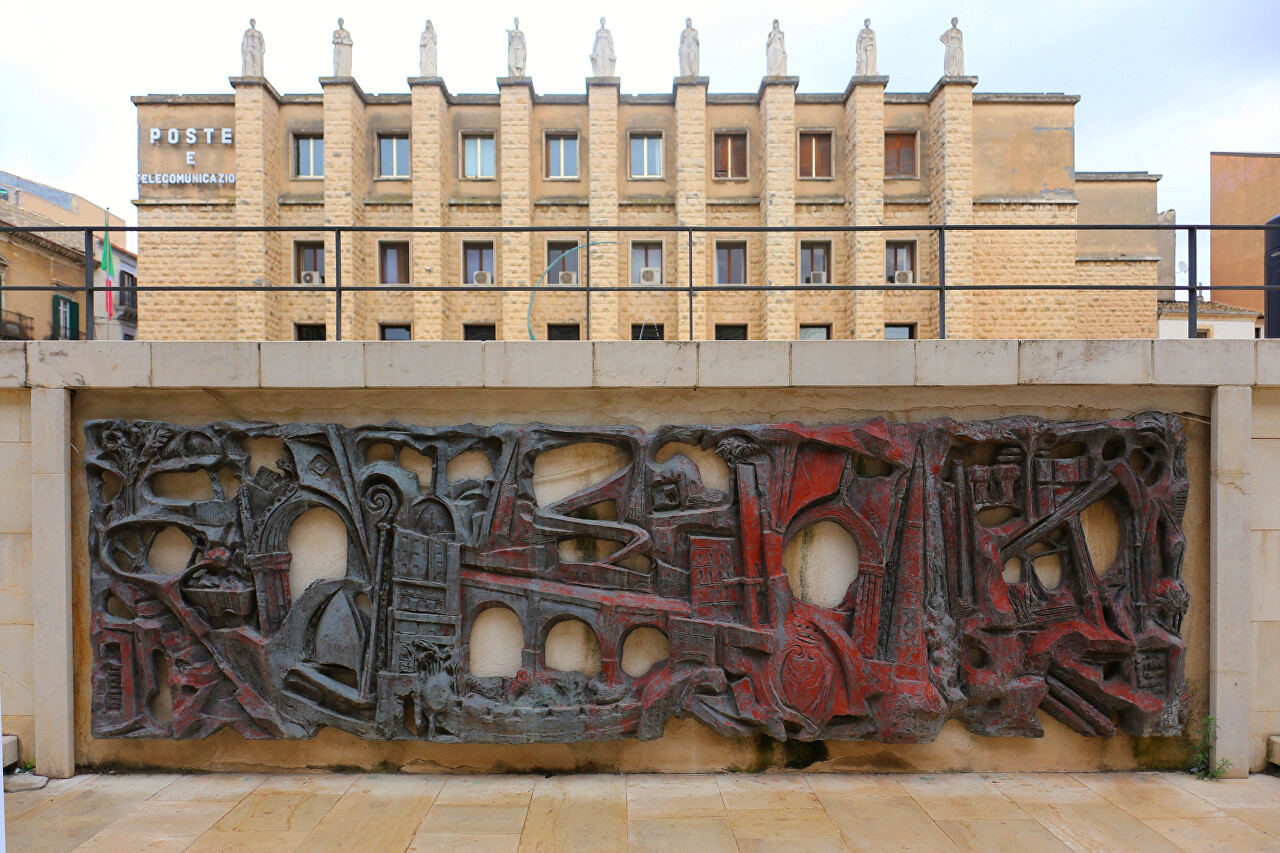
[0,389,32,764]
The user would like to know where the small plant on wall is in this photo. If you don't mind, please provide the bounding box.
[1189,716,1232,780]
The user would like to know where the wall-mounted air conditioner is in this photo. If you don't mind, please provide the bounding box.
[894,270,914,285]
[472,270,492,285]
[559,271,578,285]
[300,271,319,285]
[639,267,661,285]
[808,271,827,285]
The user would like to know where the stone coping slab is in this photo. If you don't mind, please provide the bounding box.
[0,339,1272,390]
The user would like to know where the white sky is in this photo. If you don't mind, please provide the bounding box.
[2,0,1278,275]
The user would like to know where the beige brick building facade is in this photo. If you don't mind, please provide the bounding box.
[133,66,1164,341]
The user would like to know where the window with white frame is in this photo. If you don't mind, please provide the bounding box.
[800,241,831,284]
[462,133,496,179]
[378,134,410,178]
[545,133,579,179]
[463,241,494,283]
[631,242,663,284]
[296,136,324,178]
[629,133,662,178]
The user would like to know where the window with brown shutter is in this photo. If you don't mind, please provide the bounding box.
[885,132,917,178]
[713,132,747,179]
[799,132,832,179]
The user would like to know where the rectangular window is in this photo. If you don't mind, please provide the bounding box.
[547,323,581,340]
[295,241,325,284]
[380,324,412,340]
[117,270,138,311]
[884,323,916,341]
[799,324,831,340]
[885,132,917,178]
[463,323,497,341]
[379,242,410,284]
[631,322,665,340]
[378,134,410,178]
[52,295,78,341]
[713,132,747,179]
[630,133,662,178]
[295,323,326,341]
[462,133,496,179]
[546,241,579,280]
[885,241,916,283]
[715,324,748,340]
[296,136,324,178]
[630,242,663,284]
[799,132,833,179]
[463,242,494,283]
[716,242,747,284]
[545,133,579,179]
[800,241,831,284]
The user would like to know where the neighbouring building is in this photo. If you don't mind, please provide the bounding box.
[1157,299,1259,339]
[132,23,1166,342]
[0,199,87,341]
[0,171,139,340]
[1211,151,1280,327]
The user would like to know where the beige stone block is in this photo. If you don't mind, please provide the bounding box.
[699,342,790,387]
[1253,532,1280,621]
[415,804,529,834]
[593,341,696,387]
[916,340,1018,386]
[0,443,32,533]
[1154,340,1255,386]
[260,342,365,388]
[31,468,72,779]
[365,342,483,388]
[0,623,34,715]
[1018,340,1152,385]
[1073,773,1226,819]
[1018,802,1183,852]
[151,343,260,388]
[822,796,957,852]
[215,791,344,832]
[1254,621,1280,712]
[28,341,151,388]
[0,342,26,386]
[0,533,33,625]
[185,829,311,853]
[408,834,520,853]
[0,389,30,442]
[483,342,592,388]
[726,809,842,839]
[1253,389,1280,438]
[1142,817,1279,851]
[1258,340,1280,386]
[30,387,68,476]
[435,775,536,807]
[792,341,915,387]
[629,818,739,853]
[2,732,17,767]
[936,818,1072,852]
[897,775,1026,821]
[979,773,1106,805]
[627,775,727,819]
[1252,441,1280,529]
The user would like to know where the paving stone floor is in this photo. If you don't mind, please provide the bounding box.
[5,770,1280,852]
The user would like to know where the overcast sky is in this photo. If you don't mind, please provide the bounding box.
[3,0,1278,270]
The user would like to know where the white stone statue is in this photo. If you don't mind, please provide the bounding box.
[332,18,353,77]
[941,17,964,76]
[678,18,699,77]
[420,20,437,77]
[766,19,786,76]
[590,17,616,77]
[856,18,876,76]
[507,18,527,77]
[241,19,265,77]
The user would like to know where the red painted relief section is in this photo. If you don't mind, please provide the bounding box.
[86,414,1189,743]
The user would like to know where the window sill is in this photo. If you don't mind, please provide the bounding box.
[295,176,324,181]
[461,177,498,182]
[545,176,581,182]
[884,175,920,181]
[374,176,410,182]
[798,176,835,182]
[712,177,750,182]
[628,175,665,181]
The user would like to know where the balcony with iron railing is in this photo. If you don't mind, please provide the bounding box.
[0,222,1276,341]
[0,308,33,341]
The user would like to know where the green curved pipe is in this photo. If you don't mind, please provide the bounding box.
[527,241,623,340]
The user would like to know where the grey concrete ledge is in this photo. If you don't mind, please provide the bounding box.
[2,340,1277,391]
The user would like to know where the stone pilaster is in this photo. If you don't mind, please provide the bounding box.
[409,77,448,340]
[321,76,368,340]
[498,78,533,339]
[675,77,709,340]
[231,77,283,340]
[843,76,888,340]
[587,77,620,340]
[760,77,799,341]
[927,76,977,339]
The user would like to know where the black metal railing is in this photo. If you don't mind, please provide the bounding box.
[0,308,33,341]
[0,222,1277,341]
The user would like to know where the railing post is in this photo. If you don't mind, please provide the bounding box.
[83,229,96,341]
[585,226,592,341]
[687,228,694,341]
[1187,226,1198,339]
[937,227,946,340]
[334,229,343,342]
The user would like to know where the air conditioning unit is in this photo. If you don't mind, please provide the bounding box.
[472,270,492,285]
[808,271,828,285]
[300,271,319,285]
[558,271,578,285]
[639,267,662,285]
[894,269,914,285]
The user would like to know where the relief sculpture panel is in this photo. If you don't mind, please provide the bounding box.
[85,414,1190,743]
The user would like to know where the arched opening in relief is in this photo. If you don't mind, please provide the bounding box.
[620,627,670,678]
[149,526,196,575]
[469,606,524,677]
[654,441,731,491]
[1080,497,1122,577]
[149,650,173,723]
[244,436,286,476]
[545,618,602,677]
[364,442,396,463]
[782,520,859,609]
[400,446,434,488]
[286,507,348,601]
[532,442,630,506]
[150,469,215,501]
[446,449,493,482]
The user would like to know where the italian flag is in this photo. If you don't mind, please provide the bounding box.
[102,213,115,319]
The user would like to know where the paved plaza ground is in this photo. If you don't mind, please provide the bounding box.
[5,770,1280,852]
